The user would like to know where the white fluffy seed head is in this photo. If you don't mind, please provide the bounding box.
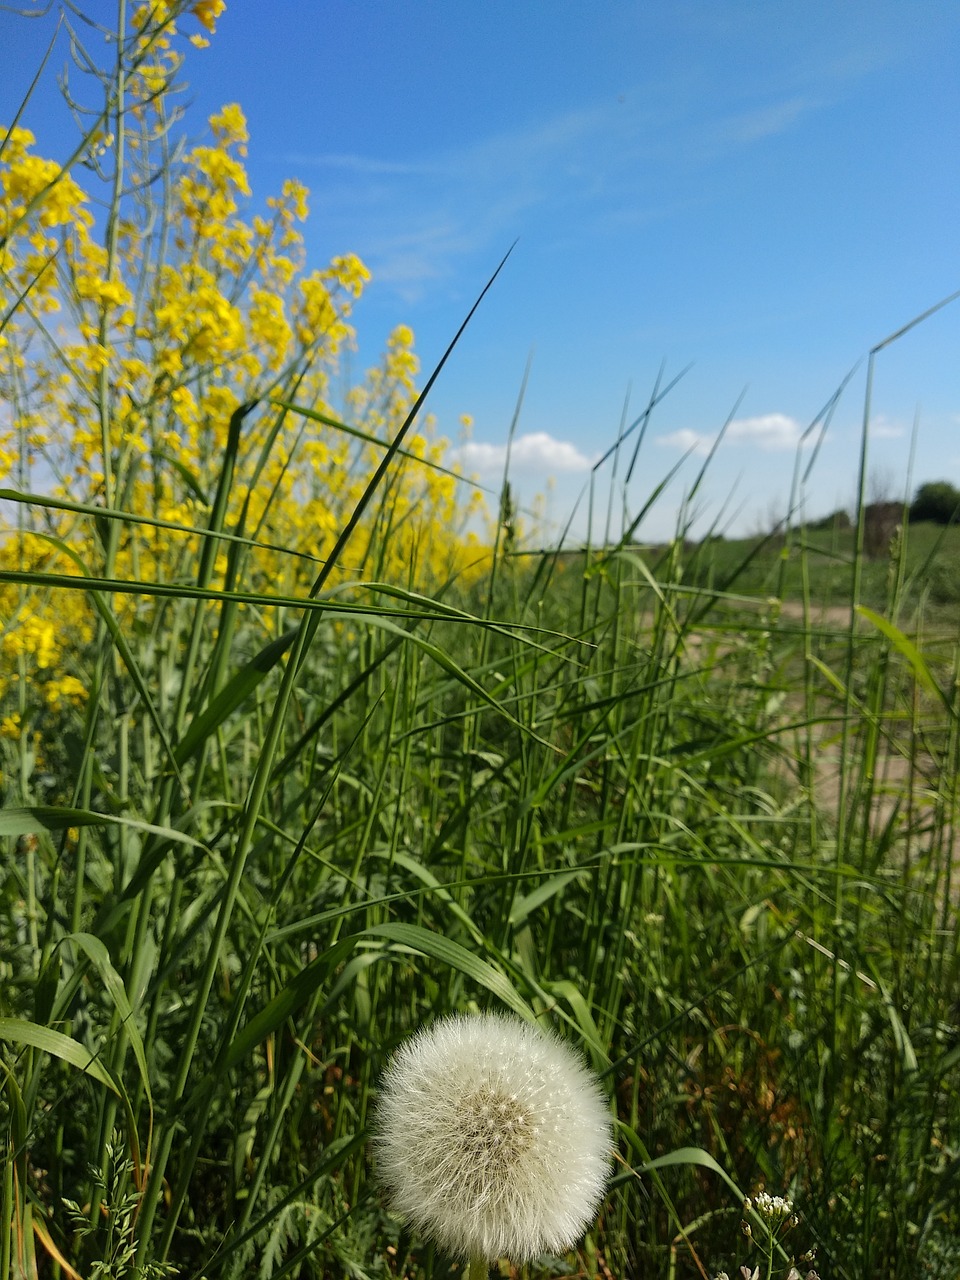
[372,1012,613,1263]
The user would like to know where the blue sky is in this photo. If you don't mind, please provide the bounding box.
[3,1,959,542]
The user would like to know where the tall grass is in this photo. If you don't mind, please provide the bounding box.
[3,7,960,1280]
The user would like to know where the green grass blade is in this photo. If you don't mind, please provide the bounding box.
[60,933,153,1110]
[173,628,298,765]
[0,806,204,851]
[856,603,955,715]
[362,922,535,1022]
[0,1018,120,1097]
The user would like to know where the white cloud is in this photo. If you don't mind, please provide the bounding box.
[455,432,594,477]
[656,427,713,457]
[870,415,904,439]
[727,413,806,449]
[657,413,808,456]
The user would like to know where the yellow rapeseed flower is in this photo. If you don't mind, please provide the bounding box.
[0,713,21,740]
[44,675,88,709]
[192,0,226,34]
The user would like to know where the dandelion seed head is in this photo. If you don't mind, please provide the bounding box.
[373,1012,612,1262]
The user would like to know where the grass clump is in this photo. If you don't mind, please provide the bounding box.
[3,6,960,1280]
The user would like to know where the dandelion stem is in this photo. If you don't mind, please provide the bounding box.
[467,1254,489,1280]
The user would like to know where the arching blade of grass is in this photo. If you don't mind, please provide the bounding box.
[856,603,956,717]
[52,933,153,1112]
[0,1020,121,1098]
[172,628,298,766]
[362,922,535,1022]
[338,610,557,750]
[0,806,205,850]
[0,488,329,569]
[206,937,356,1082]
[272,399,501,506]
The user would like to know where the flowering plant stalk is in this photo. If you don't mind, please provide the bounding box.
[712,1192,820,1280]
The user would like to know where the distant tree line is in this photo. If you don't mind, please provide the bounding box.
[808,480,960,534]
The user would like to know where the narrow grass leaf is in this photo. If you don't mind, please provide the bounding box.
[544,978,608,1065]
[856,603,954,715]
[0,1018,120,1096]
[333,610,556,750]
[272,400,497,501]
[173,628,298,764]
[362,922,535,1021]
[63,933,153,1108]
[219,937,357,1075]
[634,1144,746,1203]
[509,871,581,926]
[372,849,486,945]
[0,806,204,849]
[29,1219,83,1280]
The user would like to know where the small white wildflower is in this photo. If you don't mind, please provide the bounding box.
[754,1189,794,1220]
[373,1012,612,1263]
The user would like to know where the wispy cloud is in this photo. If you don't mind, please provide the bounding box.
[455,432,595,477]
[714,94,822,145]
[274,101,652,298]
[282,152,438,177]
[272,36,883,302]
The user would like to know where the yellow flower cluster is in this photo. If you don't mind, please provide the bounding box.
[0,534,94,735]
[193,0,226,34]
[0,2,489,777]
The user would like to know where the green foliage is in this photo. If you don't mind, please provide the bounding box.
[910,480,960,525]
[63,1138,176,1280]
